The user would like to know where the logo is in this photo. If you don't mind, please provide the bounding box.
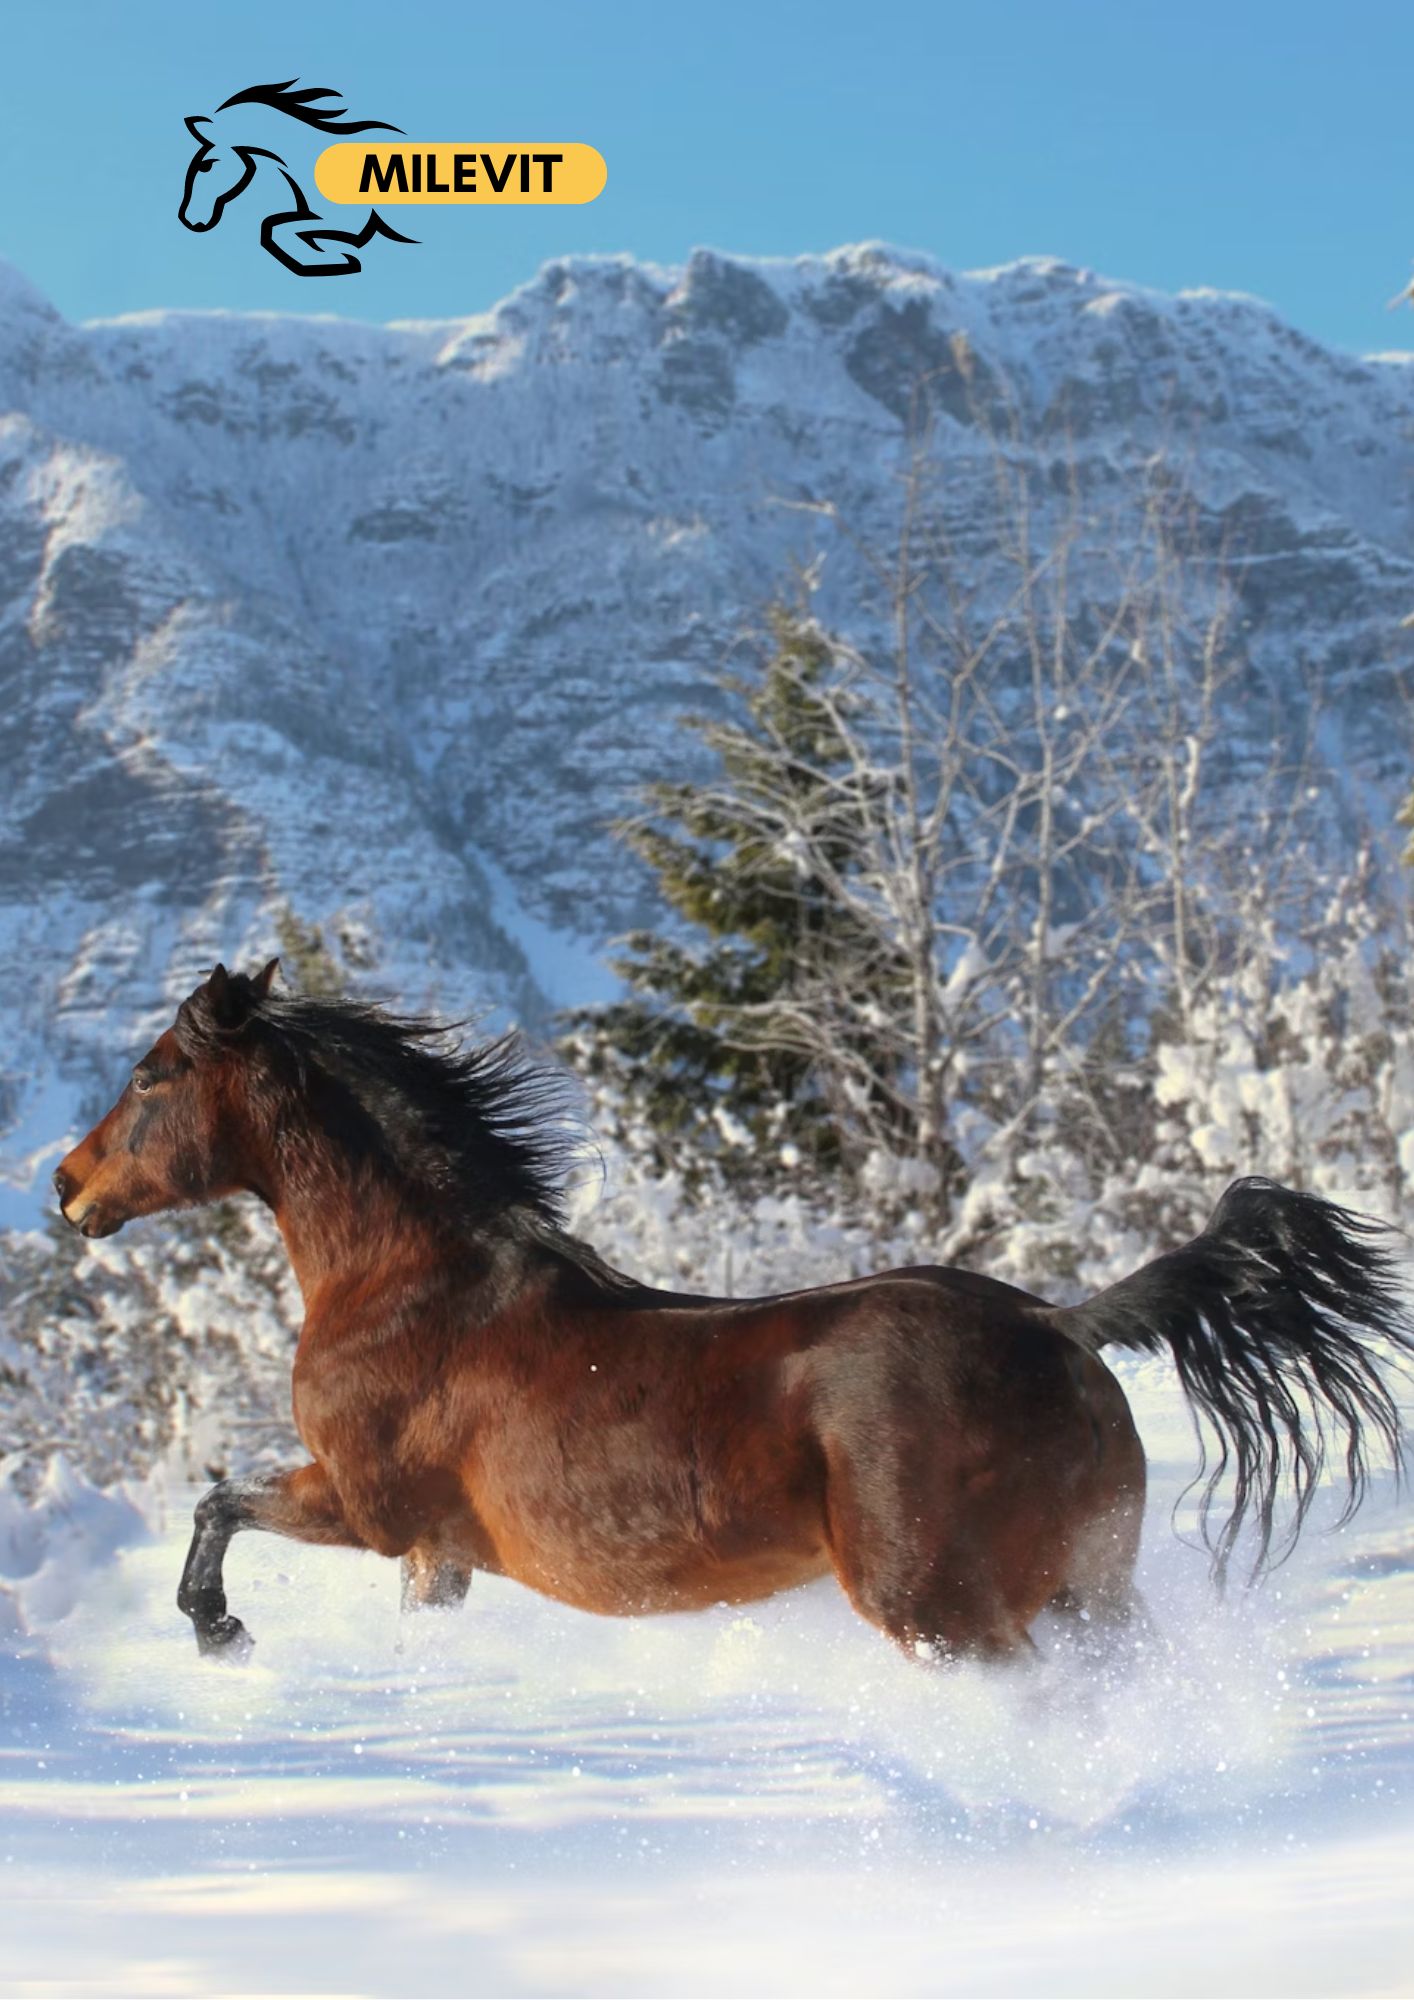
[179,81,416,277]
[179,79,607,278]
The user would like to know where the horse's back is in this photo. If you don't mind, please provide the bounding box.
[586,1254,1123,1456]
[620,1256,1050,1317]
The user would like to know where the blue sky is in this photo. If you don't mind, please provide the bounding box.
[3,0,1412,354]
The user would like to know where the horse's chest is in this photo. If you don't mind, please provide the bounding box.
[290,1335,441,1460]
[290,1350,341,1454]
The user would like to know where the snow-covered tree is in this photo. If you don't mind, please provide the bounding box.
[563,602,912,1184]
[570,402,1252,1218]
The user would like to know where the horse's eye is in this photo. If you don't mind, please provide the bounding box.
[195,159,213,174]
[133,1072,153,1095]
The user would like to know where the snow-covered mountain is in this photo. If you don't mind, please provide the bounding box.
[1,243,1412,1216]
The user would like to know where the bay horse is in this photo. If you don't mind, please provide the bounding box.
[54,963,1414,1662]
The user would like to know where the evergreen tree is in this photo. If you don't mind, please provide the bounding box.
[563,604,911,1185]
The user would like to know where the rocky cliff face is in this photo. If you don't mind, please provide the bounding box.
[0,244,1411,1218]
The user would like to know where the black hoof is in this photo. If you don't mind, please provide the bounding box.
[194,1614,254,1661]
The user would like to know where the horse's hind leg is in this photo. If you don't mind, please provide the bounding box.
[400,1547,472,1613]
[821,1440,1046,1663]
[177,1463,363,1658]
[1047,1487,1153,1652]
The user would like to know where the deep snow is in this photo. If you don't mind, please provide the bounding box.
[2,1348,1412,1998]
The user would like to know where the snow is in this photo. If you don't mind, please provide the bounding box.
[1,1337,1411,1995]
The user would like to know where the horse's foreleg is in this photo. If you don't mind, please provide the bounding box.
[177,1463,363,1658]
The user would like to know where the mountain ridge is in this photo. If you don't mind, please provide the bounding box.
[1,241,1411,1222]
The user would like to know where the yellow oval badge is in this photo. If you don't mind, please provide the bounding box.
[315,143,607,206]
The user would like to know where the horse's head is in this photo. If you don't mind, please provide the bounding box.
[177,115,260,233]
[54,961,280,1237]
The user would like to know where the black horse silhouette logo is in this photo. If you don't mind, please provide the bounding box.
[179,79,417,277]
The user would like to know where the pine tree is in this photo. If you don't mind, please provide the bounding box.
[563,604,910,1185]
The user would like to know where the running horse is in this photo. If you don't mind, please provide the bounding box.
[54,964,1414,1661]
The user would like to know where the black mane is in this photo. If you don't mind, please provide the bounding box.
[178,983,577,1225]
[216,81,403,137]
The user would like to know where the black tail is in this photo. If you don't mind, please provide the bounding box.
[1052,1178,1414,1581]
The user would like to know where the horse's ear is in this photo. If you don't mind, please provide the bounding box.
[206,962,245,1031]
[184,114,211,141]
[252,957,280,1000]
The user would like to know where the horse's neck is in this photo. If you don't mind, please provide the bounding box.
[276,1186,409,1307]
[256,1116,430,1304]
[264,1134,552,1319]
[248,1081,581,1316]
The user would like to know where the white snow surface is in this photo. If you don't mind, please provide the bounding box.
[2,1340,1412,1996]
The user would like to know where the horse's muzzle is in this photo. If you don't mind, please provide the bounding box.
[75,1206,122,1238]
[55,1172,121,1237]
